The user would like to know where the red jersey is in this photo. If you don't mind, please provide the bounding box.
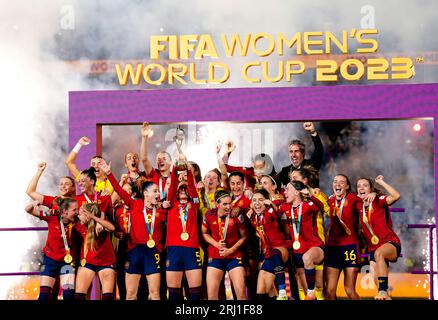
[203,208,246,259]
[147,168,171,200]
[74,192,112,220]
[230,194,251,216]
[280,199,324,254]
[249,208,292,257]
[108,173,167,252]
[357,195,401,252]
[75,223,116,266]
[327,193,361,247]
[42,195,60,212]
[114,204,131,235]
[37,210,76,262]
[166,169,200,248]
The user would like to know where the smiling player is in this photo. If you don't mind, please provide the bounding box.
[202,190,248,300]
[356,175,401,300]
[25,198,78,301]
[100,159,166,300]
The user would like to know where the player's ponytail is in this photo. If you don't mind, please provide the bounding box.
[83,203,101,251]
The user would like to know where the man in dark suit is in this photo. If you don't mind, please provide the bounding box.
[276,122,324,187]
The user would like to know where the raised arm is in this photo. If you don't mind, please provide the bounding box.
[65,136,90,178]
[26,162,47,203]
[221,140,236,165]
[140,122,154,175]
[98,160,135,208]
[303,122,323,170]
[216,142,229,189]
[25,200,42,218]
[309,195,325,212]
[374,175,401,206]
[110,174,129,205]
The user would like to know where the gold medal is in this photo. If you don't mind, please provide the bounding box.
[80,258,86,267]
[371,235,380,245]
[180,232,189,241]
[147,238,155,248]
[293,241,301,250]
[64,254,73,264]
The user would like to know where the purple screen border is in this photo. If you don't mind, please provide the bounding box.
[69,83,438,252]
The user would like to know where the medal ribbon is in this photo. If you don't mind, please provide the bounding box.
[59,217,71,255]
[144,206,156,240]
[204,193,213,210]
[291,203,302,243]
[83,233,89,264]
[83,192,98,203]
[127,171,140,184]
[335,196,350,233]
[179,204,189,234]
[232,194,243,206]
[218,213,230,241]
[255,213,269,248]
[335,196,346,220]
[159,176,167,200]
[123,206,131,234]
[362,203,377,238]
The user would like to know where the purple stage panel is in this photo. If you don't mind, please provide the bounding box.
[69,83,438,255]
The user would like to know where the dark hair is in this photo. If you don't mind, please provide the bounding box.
[289,180,307,192]
[81,167,97,186]
[189,161,202,183]
[124,181,140,199]
[334,174,351,191]
[252,188,270,200]
[140,180,156,194]
[215,189,231,203]
[289,139,305,154]
[288,180,310,201]
[291,165,320,188]
[56,197,77,213]
[229,171,245,183]
[92,155,104,160]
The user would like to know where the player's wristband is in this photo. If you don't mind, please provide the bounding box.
[72,143,82,153]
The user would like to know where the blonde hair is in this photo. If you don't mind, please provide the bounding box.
[83,203,101,252]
